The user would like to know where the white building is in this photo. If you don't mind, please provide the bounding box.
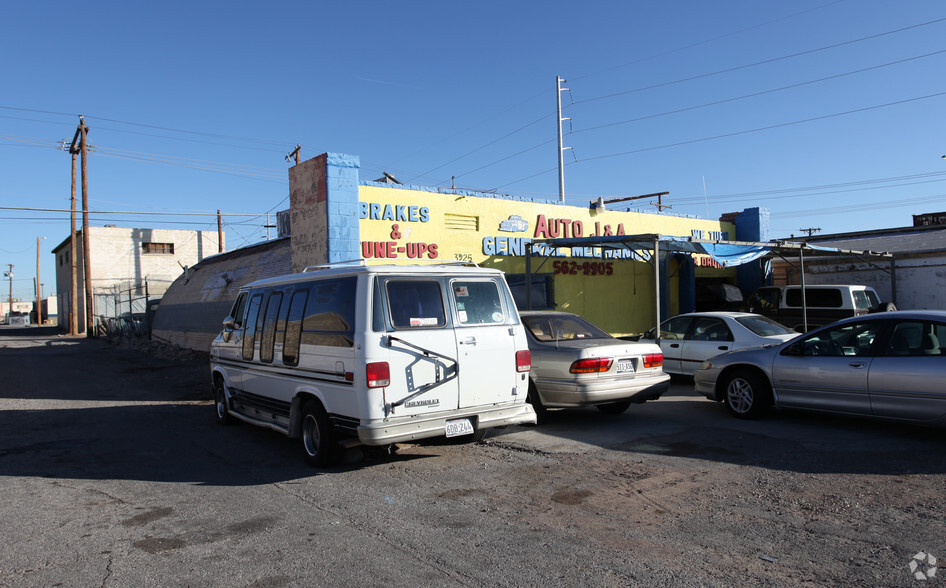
[52,226,222,333]
[773,214,946,310]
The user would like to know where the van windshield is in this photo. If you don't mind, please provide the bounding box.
[854,290,880,310]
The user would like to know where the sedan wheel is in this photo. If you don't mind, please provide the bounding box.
[724,370,771,419]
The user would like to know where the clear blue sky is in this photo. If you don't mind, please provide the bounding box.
[2,1,944,302]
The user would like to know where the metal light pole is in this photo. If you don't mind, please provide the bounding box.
[36,237,45,324]
[556,76,571,203]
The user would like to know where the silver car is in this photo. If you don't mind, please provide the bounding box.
[639,312,798,375]
[694,310,946,423]
[520,311,670,421]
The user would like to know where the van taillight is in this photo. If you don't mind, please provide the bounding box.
[516,350,531,372]
[642,353,663,368]
[570,357,613,374]
[366,362,390,388]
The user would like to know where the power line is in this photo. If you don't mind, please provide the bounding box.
[491,90,946,190]
[578,91,946,164]
[0,205,271,217]
[571,0,849,82]
[572,49,946,135]
[673,172,946,205]
[572,16,946,106]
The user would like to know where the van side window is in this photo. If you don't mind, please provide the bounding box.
[453,280,505,325]
[386,280,446,328]
[301,277,357,347]
[748,288,779,310]
[283,289,309,366]
[230,293,248,328]
[259,292,284,364]
[242,293,263,360]
[786,288,842,308]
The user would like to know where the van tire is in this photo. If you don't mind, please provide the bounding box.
[527,381,548,424]
[213,377,234,426]
[596,398,632,415]
[301,400,339,467]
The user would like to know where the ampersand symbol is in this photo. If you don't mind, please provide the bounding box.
[390,224,402,239]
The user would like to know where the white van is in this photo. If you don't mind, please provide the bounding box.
[209,263,536,466]
[747,284,887,332]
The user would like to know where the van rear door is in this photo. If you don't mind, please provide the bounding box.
[381,278,461,415]
[449,278,523,408]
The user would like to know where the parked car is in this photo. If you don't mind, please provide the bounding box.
[746,284,889,332]
[693,310,946,424]
[639,312,798,375]
[519,310,669,421]
[210,263,536,466]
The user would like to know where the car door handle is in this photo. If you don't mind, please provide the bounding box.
[669,343,680,348]
[849,361,867,369]
[459,337,477,346]
[717,346,729,351]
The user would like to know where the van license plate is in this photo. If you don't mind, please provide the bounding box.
[616,361,635,374]
[445,418,474,437]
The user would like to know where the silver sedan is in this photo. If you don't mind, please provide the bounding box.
[694,310,946,423]
[520,311,670,422]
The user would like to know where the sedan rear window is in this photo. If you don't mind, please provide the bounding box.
[524,314,612,342]
[735,315,794,337]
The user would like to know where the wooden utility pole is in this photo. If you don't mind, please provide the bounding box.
[80,118,93,336]
[5,264,12,320]
[69,140,79,335]
[285,144,301,165]
[217,210,224,253]
[35,237,42,325]
[799,227,822,237]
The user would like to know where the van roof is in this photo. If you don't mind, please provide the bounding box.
[760,285,875,290]
[241,263,506,290]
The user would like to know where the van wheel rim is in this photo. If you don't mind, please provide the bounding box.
[727,378,753,413]
[303,415,320,456]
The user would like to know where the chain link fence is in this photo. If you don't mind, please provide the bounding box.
[93,279,171,338]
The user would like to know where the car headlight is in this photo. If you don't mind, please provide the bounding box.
[698,360,713,371]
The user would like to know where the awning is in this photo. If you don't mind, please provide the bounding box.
[524,234,893,337]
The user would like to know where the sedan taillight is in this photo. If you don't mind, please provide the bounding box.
[642,353,663,368]
[570,357,613,374]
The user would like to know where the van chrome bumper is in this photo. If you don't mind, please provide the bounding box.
[357,402,537,445]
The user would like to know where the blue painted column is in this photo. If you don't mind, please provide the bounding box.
[735,207,770,295]
[324,153,361,263]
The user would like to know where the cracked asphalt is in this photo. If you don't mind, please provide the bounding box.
[1,327,944,586]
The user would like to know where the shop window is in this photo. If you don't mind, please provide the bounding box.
[506,273,555,310]
[143,242,174,254]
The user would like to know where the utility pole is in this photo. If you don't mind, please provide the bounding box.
[69,134,79,335]
[5,264,12,321]
[799,227,822,237]
[285,144,301,165]
[556,76,571,203]
[35,237,42,325]
[263,213,276,240]
[217,210,224,253]
[79,117,93,336]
